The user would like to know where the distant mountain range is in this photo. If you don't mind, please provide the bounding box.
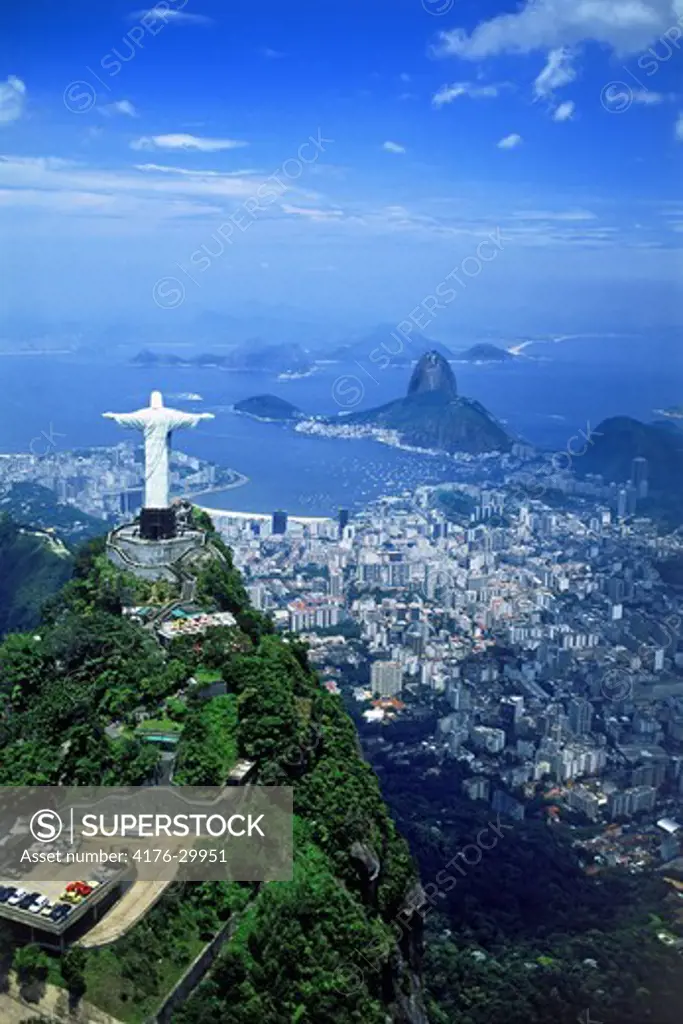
[327,326,454,367]
[132,342,313,375]
[131,330,518,376]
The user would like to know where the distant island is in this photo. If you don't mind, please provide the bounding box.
[234,394,303,422]
[458,343,514,362]
[298,351,512,455]
[132,341,313,376]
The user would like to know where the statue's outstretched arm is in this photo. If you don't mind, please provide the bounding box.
[167,411,216,431]
[103,412,147,429]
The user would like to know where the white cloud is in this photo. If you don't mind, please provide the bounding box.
[0,185,225,219]
[534,48,576,99]
[0,188,115,211]
[382,140,406,154]
[0,76,26,125]
[553,100,576,121]
[129,6,213,25]
[498,133,523,149]
[134,162,258,177]
[0,152,336,229]
[281,204,344,221]
[676,112,683,139]
[130,133,248,152]
[0,154,272,208]
[432,82,501,107]
[101,99,139,117]
[511,209,596,221]
[433,0,683,59]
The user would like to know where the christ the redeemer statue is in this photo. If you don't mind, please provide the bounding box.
[103,391,214,511]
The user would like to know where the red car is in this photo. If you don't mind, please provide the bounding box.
[66,881,93,897]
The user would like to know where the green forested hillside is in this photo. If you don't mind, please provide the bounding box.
[0,516,426,1023]
[0,514,73,636]
[373,750,683,1024]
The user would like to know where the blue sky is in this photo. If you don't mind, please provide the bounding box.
[0,0,682,336]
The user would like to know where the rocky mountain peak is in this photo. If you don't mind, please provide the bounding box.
[407,350,458,400]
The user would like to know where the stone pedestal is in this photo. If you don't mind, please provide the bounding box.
[140,507,176,541]
[106,522,206,582]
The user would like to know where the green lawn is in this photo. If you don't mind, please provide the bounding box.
[77,883,249,1023]
[135,717,183,735]
[194,666,224,684]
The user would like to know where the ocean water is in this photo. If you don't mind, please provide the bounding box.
[0,333,680,516]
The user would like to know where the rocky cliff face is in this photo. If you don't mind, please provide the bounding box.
[350,841,430,1024]
[407,351,458,400]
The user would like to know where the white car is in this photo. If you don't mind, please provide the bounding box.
[29,895,49,914]
[7,888,26,906]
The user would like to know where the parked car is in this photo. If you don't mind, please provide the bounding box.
[18,891,40,910]
[29,894,50,914]
[66,881,93,897]
[40,900,54,917]
[60,891,84,905]
[49,904,71,923]
[7,888,26,906]
[0,886,12,902]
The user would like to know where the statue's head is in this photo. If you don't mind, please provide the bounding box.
[150,390,164,409]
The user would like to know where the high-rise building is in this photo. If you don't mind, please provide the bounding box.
[500,696,524,729]
[246,583,267,610]
[328,571,343,598]
[287,599,340,632]
[608,785,656,820]
[448,681,472,711]
[119,488,144,515]
[462,776,490,802]
[470,725,506,754]
[568,698,593,736]
[272,509,288,535]
[491,789,525,821]
[370,660,403,697]
[338,508,350,534]
[631,457,649,499]
[566,785,601,821]
[626,483,638,515]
